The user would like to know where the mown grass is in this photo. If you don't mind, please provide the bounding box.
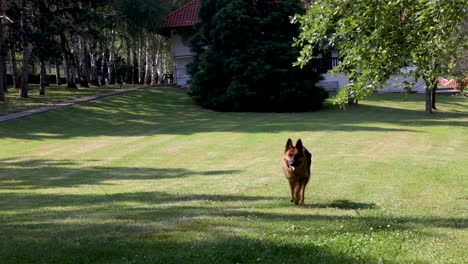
[0,87,466,263]
[0,84,140,115]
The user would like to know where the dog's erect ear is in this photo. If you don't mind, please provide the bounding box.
[295,139,303,151]
[285,138,293,151]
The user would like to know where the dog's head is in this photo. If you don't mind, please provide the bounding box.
[284,138,305,171]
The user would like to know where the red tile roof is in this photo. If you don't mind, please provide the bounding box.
[160,0,200,29]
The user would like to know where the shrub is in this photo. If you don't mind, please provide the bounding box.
[188,0,327,112]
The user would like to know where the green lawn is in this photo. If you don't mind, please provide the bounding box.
[0,84,140,115]
[0,87,466,263]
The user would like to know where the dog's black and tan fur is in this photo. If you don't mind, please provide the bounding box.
[282,138,312,205]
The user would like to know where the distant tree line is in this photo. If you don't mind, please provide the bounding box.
[0,0,189,101]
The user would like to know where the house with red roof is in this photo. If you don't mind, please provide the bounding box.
[159,0,200,86]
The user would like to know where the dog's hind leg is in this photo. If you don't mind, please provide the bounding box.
[299,180,309,205]
[299,183,306,205]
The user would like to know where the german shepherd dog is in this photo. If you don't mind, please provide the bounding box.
[282,138,312,205]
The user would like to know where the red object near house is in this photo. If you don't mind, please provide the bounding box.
[437,77,459,89]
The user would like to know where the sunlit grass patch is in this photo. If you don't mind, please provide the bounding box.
[0,83,141,115]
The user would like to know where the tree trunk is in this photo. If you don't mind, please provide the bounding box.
[1,48,6,93]
[19,0,29,98]
[55,62,62,85]
[431,84,437,110]
[10,46,19,89]
[90,39,100,86]
[108,30,116,84]
[150,52,158,85]
[125,38,132,84]
[0,10,5,101]
[30,57,35,74]
[115,57,122,85]
[75,34,82,87]
[79,34,89,87]
[132,39,139,84]
[19,44,30,98]
[145,38,152,85]
[100,32,108,85]
[151,37,160,85]
[63,52,71,88]
[60,33,76,89]
[39,58,46,95]
[0,67,4,100]
[83,39,90,86]
[139,39,145,84]
[425,81,432,113]
[101,48,109,85]
[157,39,164,84]
[69,32,78,89]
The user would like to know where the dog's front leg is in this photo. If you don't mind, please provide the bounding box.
[293,183,301,205]
[288,181,295,203]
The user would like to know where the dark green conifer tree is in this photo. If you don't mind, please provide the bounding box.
[188,0,327,112]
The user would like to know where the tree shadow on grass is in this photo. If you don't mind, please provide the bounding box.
[307,199,377,210]
[0,224,394,264]
[0,158,242,190]
[1,189,464,226]
[0,189,465,263]
[0,88,466,140]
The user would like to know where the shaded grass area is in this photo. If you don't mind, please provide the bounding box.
[0,84,141,115]
[0,87,467,263]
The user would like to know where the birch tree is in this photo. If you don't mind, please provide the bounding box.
[55,60,62,85]
[9,45,18,88]
[145,36,151,84]
[108,29,116,84]
[0,0,6,101]
[150,35,162,85]
[125,37,132,83]
[138,38,144,84]
[90,38,100,86]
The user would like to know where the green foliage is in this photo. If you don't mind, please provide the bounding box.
[29,1,63,61]
[293,0,467,107]
[188,0,327,112]
[451,16,468,89]
[115,0,169,34]
[169,0,193,11]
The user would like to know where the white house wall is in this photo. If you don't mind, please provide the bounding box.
[318,73,348,92]
[319,67,426,94]
[169,29,196,86]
